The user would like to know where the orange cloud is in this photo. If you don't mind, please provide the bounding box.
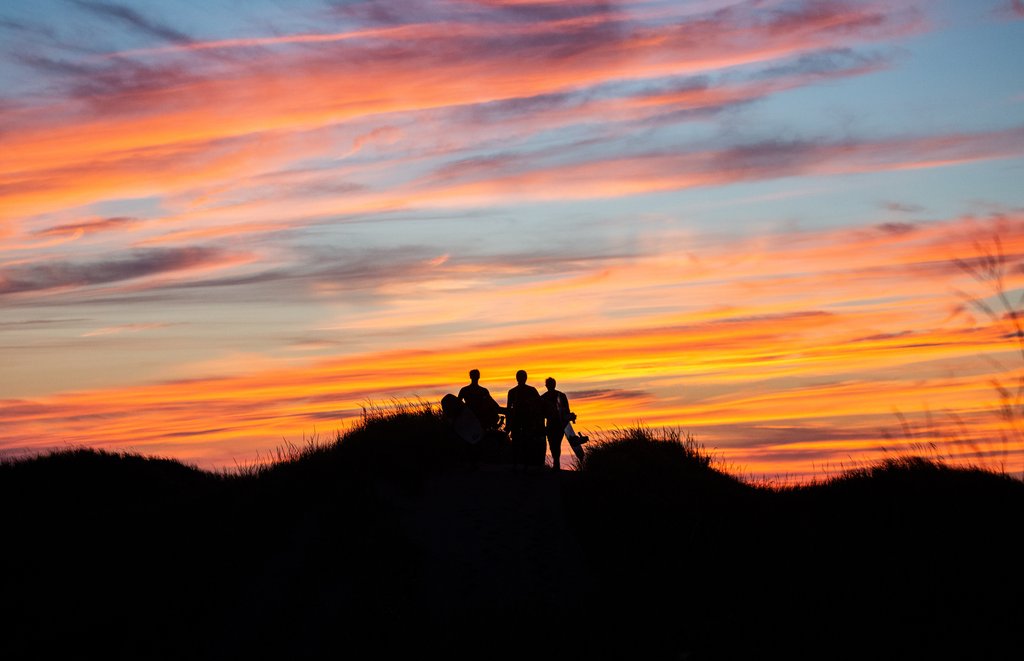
[2,214,1021,479]
[1,0,922,227]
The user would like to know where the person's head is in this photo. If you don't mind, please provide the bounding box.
[545,377,556,391]
[515,369,528,385]
[469,369,480,383]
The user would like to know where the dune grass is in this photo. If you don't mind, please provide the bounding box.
[1,406,1021,660]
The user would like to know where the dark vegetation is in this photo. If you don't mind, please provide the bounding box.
[2,406,1021,660]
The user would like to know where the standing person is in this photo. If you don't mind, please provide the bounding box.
[541,377,575,471]
[506,370,545,468]
[458,369,499,430]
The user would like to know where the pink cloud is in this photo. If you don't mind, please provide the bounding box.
[81,322,173,337]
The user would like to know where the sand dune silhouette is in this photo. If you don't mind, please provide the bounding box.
[1,404,1021,660]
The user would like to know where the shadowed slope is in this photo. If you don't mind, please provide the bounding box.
[1,409,1021,660]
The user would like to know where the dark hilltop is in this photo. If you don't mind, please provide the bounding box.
[1,404,1021,660]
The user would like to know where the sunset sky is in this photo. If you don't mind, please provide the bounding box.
[2,0,1023,479]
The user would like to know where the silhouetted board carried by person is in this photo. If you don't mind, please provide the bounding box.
[563,420,588,462]
[506,370,546,467]
[441,393,483,444]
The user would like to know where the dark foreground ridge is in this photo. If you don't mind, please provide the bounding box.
[2,406,1021,660]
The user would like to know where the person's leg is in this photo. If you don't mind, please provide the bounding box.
[515,431,530,470]
[547,430,563,470]
[529,432,545,468]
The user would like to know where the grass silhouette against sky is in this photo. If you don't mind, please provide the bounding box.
[2,406,1020,659]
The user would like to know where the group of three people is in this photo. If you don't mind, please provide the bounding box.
[458,369,575,470]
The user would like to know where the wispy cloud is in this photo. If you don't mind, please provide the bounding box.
[0,317,88,329]
[69,0,192,44]
[1,0,920,195]
[0,247,237,296]
[882,202,924,214]
[34,216,138,238]
[81,322,173,337]
[412,127,1024,203]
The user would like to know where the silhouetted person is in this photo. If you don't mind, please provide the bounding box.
[506,370,545,467]
[458,369,500,430]
[540,377,575,471]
